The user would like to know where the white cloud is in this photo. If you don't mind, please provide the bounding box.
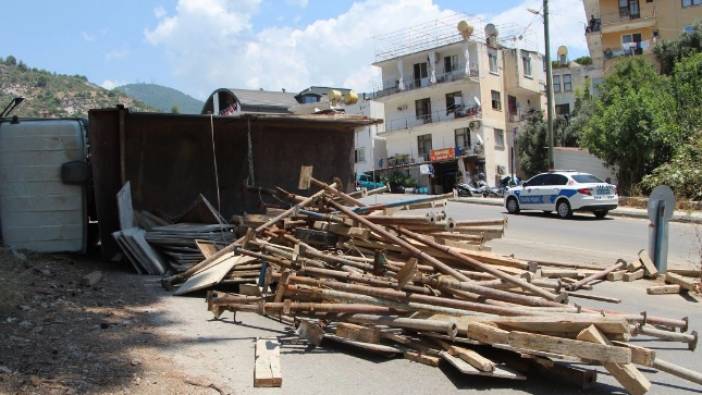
[81,31,96,42]
[154,5,167,19]
[286,0,309,8]
[145,0,587,97]
[100,80,125,90]
[105,49,129,61]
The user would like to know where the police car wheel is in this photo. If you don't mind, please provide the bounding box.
[556,200,572,219]
[506,197,519,214]
[594,210,608,219]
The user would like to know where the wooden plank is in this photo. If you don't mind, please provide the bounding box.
[577,325,650,395]
[447,345,495,372]
[439,351,525,380]
[646,284,681,295]
[665,273,699,291]
[638,250,658,278]
[607,270,627,281]
[627,259,643,272]
[396,258,418,288]
[507,331,631,364]
[174,254,255,295]
[195,239,218,258]
[404,351,441,367]
[335,323,381,344]
[490,315,629,336]
[466,321,509,344]
[624,269,644,282]
[254,337,282,388]
[611,341,655,367]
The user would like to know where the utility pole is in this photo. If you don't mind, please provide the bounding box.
[543,0,555,169]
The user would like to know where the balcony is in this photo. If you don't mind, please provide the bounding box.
[372,64,479,99]
[382,104,481,133]
[604,40,651,59]
[600,7,656,33]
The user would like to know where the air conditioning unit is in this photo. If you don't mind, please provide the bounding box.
[469,120,481,130]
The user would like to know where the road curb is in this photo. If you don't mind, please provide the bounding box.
[449,197,702,225]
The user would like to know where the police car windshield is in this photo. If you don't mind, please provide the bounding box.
[572,174,603,183]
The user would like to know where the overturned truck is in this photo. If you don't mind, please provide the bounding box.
[89,106,380,259]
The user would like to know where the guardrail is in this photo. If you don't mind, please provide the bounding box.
[383,105,481,133]
[600,7,655,28]
[372,65,479,99]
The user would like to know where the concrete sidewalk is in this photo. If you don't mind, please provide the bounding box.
[451,196,702,224]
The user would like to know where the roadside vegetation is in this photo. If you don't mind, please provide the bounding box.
[520,23,702,200]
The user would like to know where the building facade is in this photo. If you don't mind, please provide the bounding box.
[584,0,702,74]
[371,33,546,191]
[551,52,602,121]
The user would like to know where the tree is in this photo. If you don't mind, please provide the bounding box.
[579,58,678,194]
[517,111,549,177]
[170,105,180,114]
[654,22,702,75]
[573,56,592,66]
[5,55,16,66]
[561,85,593,147]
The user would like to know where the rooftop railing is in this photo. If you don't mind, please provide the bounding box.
[371,64,479,99]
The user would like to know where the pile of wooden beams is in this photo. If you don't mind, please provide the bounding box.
[163,173,700,392]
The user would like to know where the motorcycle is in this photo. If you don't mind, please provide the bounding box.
[455,180,489,197]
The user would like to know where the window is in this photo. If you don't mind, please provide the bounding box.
[494,128,505,149]
[488,49,498,74]
[417,134,432,160]
[445,91,463,113]
[619,0,640,17]
[542,174,569,186]
[572,174,604,183]
[413,62,428,86]
[508,95,518,115]
[683,0,702,7]
[354,148,366,163]
[563,74,572,92]
[556,103,571,116]
[444,55,458,73]
[455,128,470,150]
[525,174,548,187]
[553,75,562,93]
[522,54,532,77]
[491,90,501,111]
[622,33,643,55]
[300,94,319,104]
[415,98,432,123]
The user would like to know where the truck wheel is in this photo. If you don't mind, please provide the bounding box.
[556,200,572,219]
[506,197,520,214]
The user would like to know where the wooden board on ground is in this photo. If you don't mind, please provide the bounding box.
[638,250,658,278]
[607,270,626,281]
[647,284,681,295]
[174,254,255,295]
[117,181,135,230]
[507,331,631,364]
[577,325,650,395]
[254,337,282,388]
[404,351,441,367]
[624,269,644,282]
[439,351,525,380]
[336,322,380,344]
[489,315,629,336]
[665,273,699,292]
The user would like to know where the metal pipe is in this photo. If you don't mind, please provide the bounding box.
[653,358,702,386]
[352,192,454,215]
[637,325,698,350]
[566,259,627,291]
[393,226,564,302]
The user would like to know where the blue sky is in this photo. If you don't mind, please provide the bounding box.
[0,0,587,100]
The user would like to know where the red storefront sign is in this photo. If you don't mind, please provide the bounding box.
[430,148,455,161]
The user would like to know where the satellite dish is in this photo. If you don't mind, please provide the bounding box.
[328,89,342,105]
[344,90,358,105]
[485,23,499,38]
[557,46,568,58]
[457,20,474,40]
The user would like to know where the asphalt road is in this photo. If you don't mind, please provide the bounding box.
[362,194,702,269]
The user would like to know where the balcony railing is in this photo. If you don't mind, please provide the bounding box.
[604,40,651,59]
[600,7,655,29]
[383,104,481,133]
[372,64,479,99]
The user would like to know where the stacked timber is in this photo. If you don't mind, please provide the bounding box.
[161,177,701,392]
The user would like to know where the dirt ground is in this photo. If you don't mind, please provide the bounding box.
[0,249,231,395]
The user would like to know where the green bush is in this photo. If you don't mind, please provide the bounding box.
[640,131,702,200]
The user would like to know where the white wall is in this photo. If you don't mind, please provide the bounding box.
[345,99,386,175]
[554,147,617,183]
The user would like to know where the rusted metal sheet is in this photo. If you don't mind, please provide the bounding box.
[89,107,370,258]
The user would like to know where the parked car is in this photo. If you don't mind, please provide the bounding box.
[504,171,618,219]
[356,173,385,190]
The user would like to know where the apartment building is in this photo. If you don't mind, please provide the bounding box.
[551,46,602,121]
[584,0,702,74]
[371,22,546,191]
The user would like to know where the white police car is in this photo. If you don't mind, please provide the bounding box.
[505,171,618,219]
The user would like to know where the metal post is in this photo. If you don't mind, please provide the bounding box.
[653,200,668,272]
[543,0,555,169]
